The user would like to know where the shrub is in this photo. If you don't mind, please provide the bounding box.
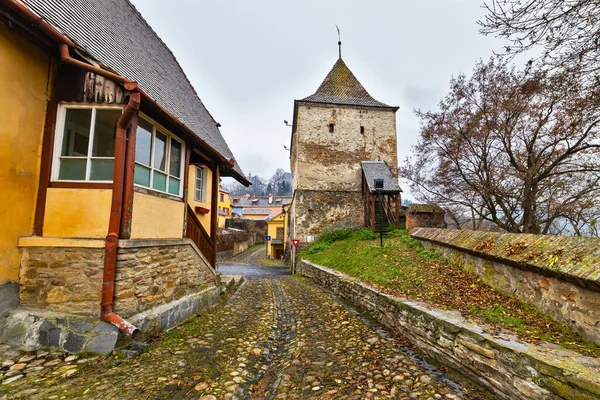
[354,228,379,240]
[317,228,353,244]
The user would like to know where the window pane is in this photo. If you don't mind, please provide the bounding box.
[153,171,167,191]
[92,109,120,157]
[195,167,203,201]
[168,177,180,195]
[154,131,167,171]
[135,118,153,165]
[169,140,182,178]
[58,158,86,180]
[134,164,151,187]
[90,159,114,181]
[62,109,92,156]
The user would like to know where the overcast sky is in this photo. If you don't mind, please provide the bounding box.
[129,0,511,194]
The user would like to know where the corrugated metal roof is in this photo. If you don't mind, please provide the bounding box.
[362,161,402,193]
[301,58,396,109]
[20,0,246,179]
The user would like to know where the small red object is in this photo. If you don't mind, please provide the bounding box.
[291,239,300,247]
[195,206,210,214]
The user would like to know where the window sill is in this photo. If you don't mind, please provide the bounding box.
[49,181,113,189]
[134,185,183,202]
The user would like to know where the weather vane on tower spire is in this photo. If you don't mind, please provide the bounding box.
[336,25,342,58]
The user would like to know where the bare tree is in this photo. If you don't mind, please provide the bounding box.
[401,58,600,234]
[479,0,600,82]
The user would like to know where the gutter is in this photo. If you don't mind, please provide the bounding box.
[101,86,141,338]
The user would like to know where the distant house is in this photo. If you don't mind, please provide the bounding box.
[0,0,248,351]
[231,194,292,221]
[266,205,290,259]
[217,186,232,228]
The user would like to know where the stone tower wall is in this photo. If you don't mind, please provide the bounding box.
[290,102,398,241]
[292,102,398,192]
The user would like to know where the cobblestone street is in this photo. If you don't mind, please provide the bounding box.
[1,260,482,399]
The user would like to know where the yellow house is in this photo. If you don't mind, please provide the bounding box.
[217,186,232,228]
[266,205,290,259]
[0,0,249,351]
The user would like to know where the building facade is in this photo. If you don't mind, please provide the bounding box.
[0,0,248,352]
[289,55,401,242]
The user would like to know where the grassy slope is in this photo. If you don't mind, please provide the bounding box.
[300,229,600,358]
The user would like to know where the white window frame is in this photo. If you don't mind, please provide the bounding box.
[133,113,186,198]
[51,104,123,182]
[194,166,207,202]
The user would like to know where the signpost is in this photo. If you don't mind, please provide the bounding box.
[266,235,271,256]
[291,239,300,274]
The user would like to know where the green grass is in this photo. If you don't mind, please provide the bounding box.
[300,228,600,358]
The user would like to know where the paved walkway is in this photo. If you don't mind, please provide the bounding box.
[1,253,483,399]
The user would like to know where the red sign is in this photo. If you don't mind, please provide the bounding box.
[291,239,300,247]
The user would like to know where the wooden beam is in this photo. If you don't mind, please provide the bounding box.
[120,112,138,239]
[210,163,220,268]
[33,101,58,236]
[395,194,400,229]
[182,146,191,238]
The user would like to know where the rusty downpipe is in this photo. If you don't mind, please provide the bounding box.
[101,85,141,338]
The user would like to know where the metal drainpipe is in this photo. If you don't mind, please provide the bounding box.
[100,86,141,338]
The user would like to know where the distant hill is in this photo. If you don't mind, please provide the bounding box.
[226,168,292,196]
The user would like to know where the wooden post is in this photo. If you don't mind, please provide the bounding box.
[210,164,219,268]
[34,101,58,236]
[120,113,138,239]
[395,194,400,229]
[370,194,376,232]
[181,147,191,237]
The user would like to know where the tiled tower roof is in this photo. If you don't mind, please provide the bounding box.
[301,58,395,108]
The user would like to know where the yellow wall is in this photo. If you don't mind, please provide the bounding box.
[266,206,289,258]
[187,165,213,234]
[0,21,51,282]
[44,189,112,238]
[218,189,231,228]
[130,192,185,239]
[243,214,270,220]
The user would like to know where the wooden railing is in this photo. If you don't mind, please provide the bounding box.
[185,205,214,267]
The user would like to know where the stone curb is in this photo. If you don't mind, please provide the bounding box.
[297,259,600,400]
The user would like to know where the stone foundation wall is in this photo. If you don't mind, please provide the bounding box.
[0,282,19,333]
[297,260,600,400]
[292,189,363,242]
[113,239,215,318]
[18,239,216,319]
[410,228,600,346]
[19,247,104,317]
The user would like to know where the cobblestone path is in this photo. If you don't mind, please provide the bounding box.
[1,276,482,399]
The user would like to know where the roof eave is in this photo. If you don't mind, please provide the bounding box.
[295,99,399,112]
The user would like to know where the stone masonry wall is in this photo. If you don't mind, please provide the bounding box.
[410,228,600,346]
[292,189,363,242]
[297,260,600,400]
[113,239,215,318]
[293,103,397,192]
[19,247,104,317]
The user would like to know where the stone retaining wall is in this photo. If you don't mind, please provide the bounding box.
[297,260,600,400]
[19,247,104,317]
[113,239,215,318]
[409,228,600,346]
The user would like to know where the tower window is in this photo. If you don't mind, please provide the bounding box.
[329,123,334,133]
[360,126,365,134]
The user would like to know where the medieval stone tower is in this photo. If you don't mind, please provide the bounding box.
[289,53,400,242]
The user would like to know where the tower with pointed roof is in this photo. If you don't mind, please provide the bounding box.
[289,51,401,243]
